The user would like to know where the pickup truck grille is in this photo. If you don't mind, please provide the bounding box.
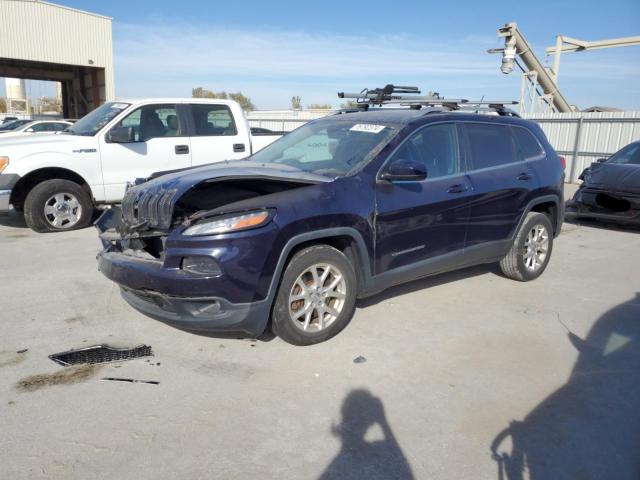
[122,186,178,230]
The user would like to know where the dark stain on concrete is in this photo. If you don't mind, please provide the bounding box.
[16,364,101,392]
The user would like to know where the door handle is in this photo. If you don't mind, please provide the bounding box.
[233,143,246,153]
[175,145,189,155]
[447,184,468,194]
[517,172,532,181]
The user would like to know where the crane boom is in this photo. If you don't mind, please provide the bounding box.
[497,22,573,113]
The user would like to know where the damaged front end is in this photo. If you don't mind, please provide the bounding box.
[566,163,640,226]
[95,163,329,335]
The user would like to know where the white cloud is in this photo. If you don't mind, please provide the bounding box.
[115,24,496,77]
[111,22,640,110]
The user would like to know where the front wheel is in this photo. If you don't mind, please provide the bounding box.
[23,179,94,233]
[499,212,554,281]
[271,245,357,346]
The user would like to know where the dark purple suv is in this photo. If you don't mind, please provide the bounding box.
[96,108,564,345]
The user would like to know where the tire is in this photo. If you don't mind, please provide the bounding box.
[23,179,94,233]
[271,245,357,346]
[500,212,554,281]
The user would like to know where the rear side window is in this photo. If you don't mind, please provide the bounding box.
[465,123,515,170]
[191,104,238,136]
[512,126,544,160]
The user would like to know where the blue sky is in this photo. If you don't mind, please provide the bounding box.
[12,0,640,109]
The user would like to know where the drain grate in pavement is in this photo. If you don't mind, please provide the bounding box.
[49,345,153,366]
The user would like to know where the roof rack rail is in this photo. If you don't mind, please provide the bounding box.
[337,84,520,116]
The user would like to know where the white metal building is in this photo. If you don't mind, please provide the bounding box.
[0,0,114,118]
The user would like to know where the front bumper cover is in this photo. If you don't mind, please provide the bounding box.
[0,174,21,213]
[95,208,272,336]
[566,186,640,225]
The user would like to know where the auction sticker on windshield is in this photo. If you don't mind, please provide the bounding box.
[350,124,386,134]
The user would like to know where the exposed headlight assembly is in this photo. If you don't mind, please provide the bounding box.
[183,210,272,236]
[0,156,9,173]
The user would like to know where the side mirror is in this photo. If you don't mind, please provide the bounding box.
[108,126,134,143]
[381,158,427,182]
[25,128,34,133]
[596,157,608,163]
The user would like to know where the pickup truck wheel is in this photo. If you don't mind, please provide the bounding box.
[499,212,554,281]
[24,179,94,233]
[271,245,357,346]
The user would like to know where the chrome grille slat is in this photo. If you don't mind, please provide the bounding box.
[121,186,178,230]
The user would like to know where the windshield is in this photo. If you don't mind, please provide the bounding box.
[608,143,640,166]
[0,119,32,131]
[250,119,398,177]
[65,102,131,136]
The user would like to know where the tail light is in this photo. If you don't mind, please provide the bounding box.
[559,155,567,170]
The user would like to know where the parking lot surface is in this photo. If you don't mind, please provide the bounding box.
[1,186,639,480]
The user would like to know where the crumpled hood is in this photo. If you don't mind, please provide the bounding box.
[583,163,640,194]
[121,160,332,230]
[137,159,331,192]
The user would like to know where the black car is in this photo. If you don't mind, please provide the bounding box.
[96,92,565,345]
[566,141,640,226]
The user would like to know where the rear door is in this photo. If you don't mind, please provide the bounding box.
[188,103,249,166]
[461,122,537,253]
[100,103,192,201]
[374,122,472,276]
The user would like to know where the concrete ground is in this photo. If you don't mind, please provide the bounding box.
[1,185,639,480]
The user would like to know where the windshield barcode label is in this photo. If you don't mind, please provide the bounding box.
[350,124,386,134]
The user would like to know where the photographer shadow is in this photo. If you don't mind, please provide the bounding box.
[490,293,640,479]
[319,389,414,480]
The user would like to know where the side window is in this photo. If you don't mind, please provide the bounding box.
[512,126,544,161]
[191,104,238,136]
[31,123,50,132]
[465,123,515,170]
[390,123,459,179]
[609,143,640,165]
[114,104,182,142]
[52,123,68,131]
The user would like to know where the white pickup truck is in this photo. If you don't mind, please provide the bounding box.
[0,98,281,232]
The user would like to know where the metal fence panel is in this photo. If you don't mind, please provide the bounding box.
[523,112,640,182]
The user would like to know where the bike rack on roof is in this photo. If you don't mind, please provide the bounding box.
[337,84,520,117]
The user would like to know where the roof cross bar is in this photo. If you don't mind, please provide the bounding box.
[337,84,519,116]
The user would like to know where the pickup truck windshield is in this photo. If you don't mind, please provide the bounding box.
[65,102,131,136]
[250,120,398,177]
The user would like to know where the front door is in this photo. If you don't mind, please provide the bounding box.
[374,123,472,278]
[100,103,192,201]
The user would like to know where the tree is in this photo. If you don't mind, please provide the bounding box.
[0,97,6,113]
[291,96,302,110]
[340,100,358,109]
[228,92,255,111]
[307,103,333,110]
[192,87,255,111]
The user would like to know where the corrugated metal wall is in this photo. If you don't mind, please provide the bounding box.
[246,110,331,132]
[0,0,114,99]
[522,112,640,182]
[248,110,640,182]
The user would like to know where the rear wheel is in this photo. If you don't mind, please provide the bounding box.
[24,179,94,233]
[271,245,357,346]
[500,212,554,281]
